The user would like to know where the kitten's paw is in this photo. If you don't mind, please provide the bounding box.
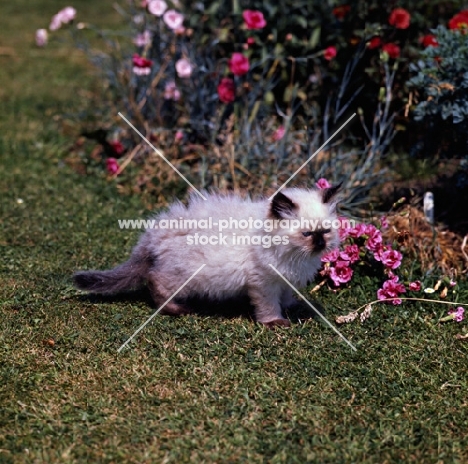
[159,303,192,316]
[262,318,291,329]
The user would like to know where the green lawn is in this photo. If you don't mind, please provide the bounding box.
[1,2,468,463]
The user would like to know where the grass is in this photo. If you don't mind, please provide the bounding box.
[1,1,468,463]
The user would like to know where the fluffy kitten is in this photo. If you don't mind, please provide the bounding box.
[73,186,340,328]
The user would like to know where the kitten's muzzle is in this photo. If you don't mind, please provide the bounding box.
[304,229,330,252]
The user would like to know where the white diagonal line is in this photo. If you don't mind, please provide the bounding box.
[118,112,207,200]
[117,264,206,352]
[268,113,356,200]
[268,264,357,352]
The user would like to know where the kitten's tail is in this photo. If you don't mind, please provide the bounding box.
[73,248,152,295]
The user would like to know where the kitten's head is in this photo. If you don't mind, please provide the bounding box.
[268,185,341,255]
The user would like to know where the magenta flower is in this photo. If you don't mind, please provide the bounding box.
[449,307,465,322]
[321,248,340,263]
[175,131,184,142]
[409,280,421,291]
[217,78,235,103]
[175,58,193,78]
[316,178,331,189]
[228,53,250,76]
[163,10,184,30]
[329,260,353,286]
[272,126,285,141]
[340,244,360,263]
[106,158,119,175]
[243,10,267,29]
[365,226,383,252]
[380,216,389,229]
[380,249,402,270]
[35,29,48,47]
[347,223,367,238]
[164,81,181,101]
[377,278,406,305]
[147,0,167,16]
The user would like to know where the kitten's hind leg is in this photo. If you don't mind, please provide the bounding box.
[147,272,192,316]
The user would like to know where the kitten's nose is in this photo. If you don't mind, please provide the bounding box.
[312,231,326,251]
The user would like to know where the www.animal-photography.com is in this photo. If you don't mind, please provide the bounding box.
[1,1,468,463]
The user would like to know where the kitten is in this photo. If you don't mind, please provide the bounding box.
[73,186,341,328]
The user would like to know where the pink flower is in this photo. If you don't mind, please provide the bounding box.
[109,141,124,156]
[382,43,400,59]
[448,307,465,322]
[340,244,360,263]
[35,29,48,47]
[323,46,337,61]
[217,78,235,103]
[388,8,411,29]
[132,54,153,75]
[247,37,255,46]
[380,249,403,270]
[449,280,457,287]
[133,30,152,47]
[365,225,383,252]
[243,10,267,29]
[316,178,331,189]
[148,0,167,16]
[50,6,76,30]
[321,248,340,263]
[175,131,184,142]
[329,260,353,286]
[106,158,119,175]
[175,58,193,78]
[377,278,406,305]
[228,53,250,76]
[272,126,285,141]
[380,216,389,229]
[164,81,181,100]
[409,280,421,291]
[163,9,184,30]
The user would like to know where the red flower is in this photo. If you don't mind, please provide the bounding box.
[242,10,266,30]
[421,34,438,48]
[132,54,153,68]
[323,46,337,61]
[109,140,124,156]
[332,5,351,20]
[388,8,411,29]
[382,43,400,59]
[448,10,468,30]
[228,53,250,76]
[217,78,235,103]
[368,37,382,49]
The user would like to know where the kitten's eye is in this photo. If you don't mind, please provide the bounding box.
[302,231,313,237]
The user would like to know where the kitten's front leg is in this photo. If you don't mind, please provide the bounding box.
[248,284,291,328]
[281,288,298,309]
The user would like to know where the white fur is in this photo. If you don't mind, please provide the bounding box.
[135,188,340,324]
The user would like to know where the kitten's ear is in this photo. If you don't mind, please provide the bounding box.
[270,192,298,219]
[322,182,342,204]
